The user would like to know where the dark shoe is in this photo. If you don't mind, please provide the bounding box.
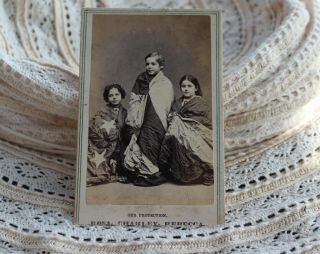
[133,172,168,187]
[148,172,168,185]
[133,175,154,187]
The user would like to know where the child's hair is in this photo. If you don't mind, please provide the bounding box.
[179,74,202,96]
[144,52,165,69]
[103,84,126,103]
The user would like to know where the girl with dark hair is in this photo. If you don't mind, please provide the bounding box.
[87,84,128,186]
[158,74,214,186]
[179,74,202,96]
[103,83,126,103]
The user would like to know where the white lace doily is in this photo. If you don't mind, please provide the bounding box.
[0,0,320,253]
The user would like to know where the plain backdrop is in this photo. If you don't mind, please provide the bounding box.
[89,14,212,117]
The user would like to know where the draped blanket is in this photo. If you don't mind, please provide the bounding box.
[159,96,214,185]
[87,104,127,185]
[124,71,174,175]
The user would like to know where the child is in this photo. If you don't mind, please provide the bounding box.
[87,84,127,186]
[158,74,214,185]
[123,52,174,186]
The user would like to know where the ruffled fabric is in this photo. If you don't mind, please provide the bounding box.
[0,0,319,253]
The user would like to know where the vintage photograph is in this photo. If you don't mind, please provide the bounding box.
[87,56,214,188]
[76,9,223,225]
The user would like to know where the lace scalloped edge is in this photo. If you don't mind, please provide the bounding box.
[223,0,308,103]
[0,180,73,212]
[0,200,319,253]
[225,111,320,165]
[226,152,320,205]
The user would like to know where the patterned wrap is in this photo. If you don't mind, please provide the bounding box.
[124,71,174,175]
[87,104,127,185]
[159,96,213,184]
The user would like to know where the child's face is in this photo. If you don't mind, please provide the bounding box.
[108,88,122,106]
[145,56,161,76]
[180,80,197,99]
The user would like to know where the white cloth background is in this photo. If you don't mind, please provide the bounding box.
[0,0,320,253]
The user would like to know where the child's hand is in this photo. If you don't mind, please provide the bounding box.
[109,159,117,174]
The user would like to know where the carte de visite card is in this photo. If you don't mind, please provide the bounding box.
[75,8,224,226]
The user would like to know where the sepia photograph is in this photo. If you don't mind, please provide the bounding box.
[76,9,223,226]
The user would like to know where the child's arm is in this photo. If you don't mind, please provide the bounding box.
[88,123,108,149]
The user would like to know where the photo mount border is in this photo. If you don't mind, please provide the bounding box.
[75,8,224,225]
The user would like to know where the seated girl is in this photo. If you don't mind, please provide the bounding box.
[87,84,127,186]
[158,74,214,185]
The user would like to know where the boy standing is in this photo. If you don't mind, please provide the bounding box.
[124,52,174,185]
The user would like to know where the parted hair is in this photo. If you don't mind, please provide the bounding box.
[179,74,203,96]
